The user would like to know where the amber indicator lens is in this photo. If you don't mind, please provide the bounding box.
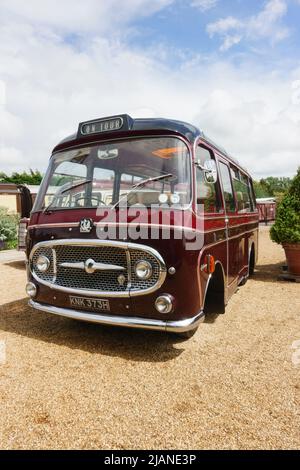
[206,255,215,274]
[152,147,181,159]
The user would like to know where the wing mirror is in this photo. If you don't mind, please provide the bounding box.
[195,159,218,184]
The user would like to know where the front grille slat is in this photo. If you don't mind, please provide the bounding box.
[55,245,128,292]
[30,241,165,296]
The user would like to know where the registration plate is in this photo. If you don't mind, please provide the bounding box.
[69,296,110,311]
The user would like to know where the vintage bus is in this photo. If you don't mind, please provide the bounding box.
[25,115,259,338]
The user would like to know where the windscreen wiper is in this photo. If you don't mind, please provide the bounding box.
[60,179,92,195]
[43,179,92,213]
[111,173,174,210]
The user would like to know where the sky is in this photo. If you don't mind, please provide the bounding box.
[0,0,300,179]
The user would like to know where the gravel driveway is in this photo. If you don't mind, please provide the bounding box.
[0,227,299,449]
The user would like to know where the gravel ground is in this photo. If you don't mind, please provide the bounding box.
[0,250,25,264]
[0,227,299,450]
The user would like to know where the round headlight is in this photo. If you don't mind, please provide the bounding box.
[135,260,152,280]
[36,255,50,273]
[26,282,37,298]
[155,295,173,314]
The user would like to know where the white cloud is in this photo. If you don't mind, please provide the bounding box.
[220,35,242,52]
[0,0,174,33]
[247,0,289,42]
[0,80,6,106]
[207,16,243,36]
[0,1,299,179]
[191,0,218,11]
[0,147,25,173]
[207,0,289,51]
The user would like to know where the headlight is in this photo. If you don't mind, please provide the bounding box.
[36,255,50,272]
[135,260,152,280]
[155,295,173,314]
[26,282,37,298]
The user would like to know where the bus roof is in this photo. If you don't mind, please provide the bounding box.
[54,115,242,169]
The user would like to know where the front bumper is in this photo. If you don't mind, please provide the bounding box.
[29,300,205,333]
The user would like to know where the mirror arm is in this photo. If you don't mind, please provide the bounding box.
[194,162,206,171]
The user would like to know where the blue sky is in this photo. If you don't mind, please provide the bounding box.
[0,0,300,178]
[130,0,300,68]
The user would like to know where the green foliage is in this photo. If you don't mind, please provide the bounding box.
[253,177,292,198]
[253,180,270,198]
[270,168,300,244]
[5,239,18,249]
[0,169,43,185]
[0,207,19,247]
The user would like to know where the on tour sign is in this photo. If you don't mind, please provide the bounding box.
[78,114,133,138]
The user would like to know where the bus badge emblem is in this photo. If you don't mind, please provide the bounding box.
[80,218,94,233]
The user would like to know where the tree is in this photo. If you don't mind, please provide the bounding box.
[0,169,43,185]
[259,177,292,197]
[252,177,292,199]
[253,180,270,198]
[270,168,300,244]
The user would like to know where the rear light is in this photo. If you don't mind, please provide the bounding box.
[18,218,29,251]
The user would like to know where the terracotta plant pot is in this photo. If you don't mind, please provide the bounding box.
[283,243,300,276]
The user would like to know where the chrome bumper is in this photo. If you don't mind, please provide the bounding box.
[28,300,205,333]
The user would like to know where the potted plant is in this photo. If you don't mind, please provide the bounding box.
[270,168,300,276]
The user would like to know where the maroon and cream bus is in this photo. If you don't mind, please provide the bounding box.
[25,115,258,338]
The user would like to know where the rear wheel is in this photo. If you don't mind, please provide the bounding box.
[249,246,255,277]
[239,246,255,286]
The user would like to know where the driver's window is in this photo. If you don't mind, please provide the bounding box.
[46,161,87,208]
[195,146,222,213]
[50,161,87,187]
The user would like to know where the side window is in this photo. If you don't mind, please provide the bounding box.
[247,179,256,212]
[219,162,236,212]
[195,146,222,213]
[231,168,251,213]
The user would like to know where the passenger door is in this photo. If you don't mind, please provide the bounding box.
[195,145,227,303]
[231,168,253,278]
[218,161,239,289]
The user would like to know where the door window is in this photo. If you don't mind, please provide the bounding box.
[219,162,236,212]
[195,146,222,213]
[248,179,257,212]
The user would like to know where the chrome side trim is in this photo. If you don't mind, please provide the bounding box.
[29,239,167,298]
[29,300,205,333]
[126,249,132,290]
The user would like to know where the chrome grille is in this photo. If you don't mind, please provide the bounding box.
[30,240,166,297]
[55,245,127,292]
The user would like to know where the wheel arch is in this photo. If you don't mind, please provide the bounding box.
[202,260,226,315]
[249,241,256,276]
